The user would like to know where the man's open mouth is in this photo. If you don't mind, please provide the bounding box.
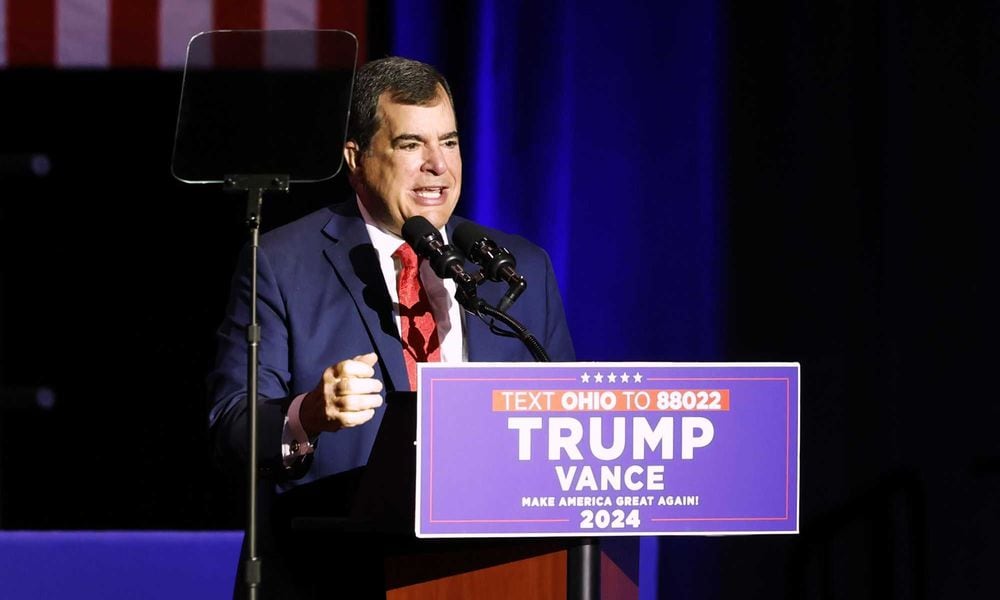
[414,187,445,200]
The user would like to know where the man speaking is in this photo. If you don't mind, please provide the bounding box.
[208,56,575,598]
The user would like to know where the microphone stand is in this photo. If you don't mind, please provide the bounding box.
[457,285,599,600]
[225,174,289,600]
[474,302,549,362]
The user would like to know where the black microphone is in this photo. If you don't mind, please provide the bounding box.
[452,221,527,312]
[401,216,480,312]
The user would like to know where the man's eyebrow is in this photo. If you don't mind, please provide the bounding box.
[391,132,460,145]
[392,133,423,144]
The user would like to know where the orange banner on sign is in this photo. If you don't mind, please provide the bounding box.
[490,389,730,412]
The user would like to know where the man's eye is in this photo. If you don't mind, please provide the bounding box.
[442,139,459,148]
[399,142,419,150]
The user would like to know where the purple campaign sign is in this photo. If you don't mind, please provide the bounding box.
[415,362,799,538]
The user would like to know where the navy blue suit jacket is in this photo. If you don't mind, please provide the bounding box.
[208,200,575,489]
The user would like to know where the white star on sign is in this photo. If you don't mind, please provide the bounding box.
[594,372,604,383]
[608,373,617,383]
[581,372,591,383]
[620,373,631,383]
[633,372,643,383]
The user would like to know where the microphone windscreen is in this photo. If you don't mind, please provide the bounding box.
[452,221,491,255]
[401,215,439,254]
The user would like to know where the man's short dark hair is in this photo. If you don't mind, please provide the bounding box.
[347,56,454,152]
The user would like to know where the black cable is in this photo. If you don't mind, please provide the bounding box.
[475,303,550,362]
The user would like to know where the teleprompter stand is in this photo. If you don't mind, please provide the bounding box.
[225,174,289,600]
[170,29,358,600]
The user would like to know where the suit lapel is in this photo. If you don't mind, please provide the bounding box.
[321,205,408,392]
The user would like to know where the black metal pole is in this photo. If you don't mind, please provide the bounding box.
[245,188,263,600]
[567,538,601,600]
[225,174,288,600]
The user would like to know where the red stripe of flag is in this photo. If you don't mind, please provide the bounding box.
[214,0,264,30]
[318,0,367,66]
[7,0,56,66]
[110,0,160,68]
[214,0,264,68]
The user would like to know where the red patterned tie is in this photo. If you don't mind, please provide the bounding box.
[394,243,441,390]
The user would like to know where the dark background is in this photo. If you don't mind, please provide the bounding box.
[1,1,997,598]
[721,2,997,598]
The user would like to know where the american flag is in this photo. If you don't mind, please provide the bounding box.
[0,0,367,69]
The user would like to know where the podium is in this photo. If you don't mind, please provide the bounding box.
[275,392,638,599]
[269,361,799,598]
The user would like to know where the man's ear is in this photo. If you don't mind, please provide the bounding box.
[343,141,360,173]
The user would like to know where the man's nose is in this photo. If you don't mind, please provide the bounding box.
[421,144,447,175]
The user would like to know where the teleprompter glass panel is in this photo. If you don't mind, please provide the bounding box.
[171,30,357,184]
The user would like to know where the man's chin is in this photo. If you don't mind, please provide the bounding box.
[409,206,455,231]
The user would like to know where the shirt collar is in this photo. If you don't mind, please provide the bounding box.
[356,197,450,258]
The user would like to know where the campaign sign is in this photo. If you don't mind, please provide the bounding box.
[415,362,799,538]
